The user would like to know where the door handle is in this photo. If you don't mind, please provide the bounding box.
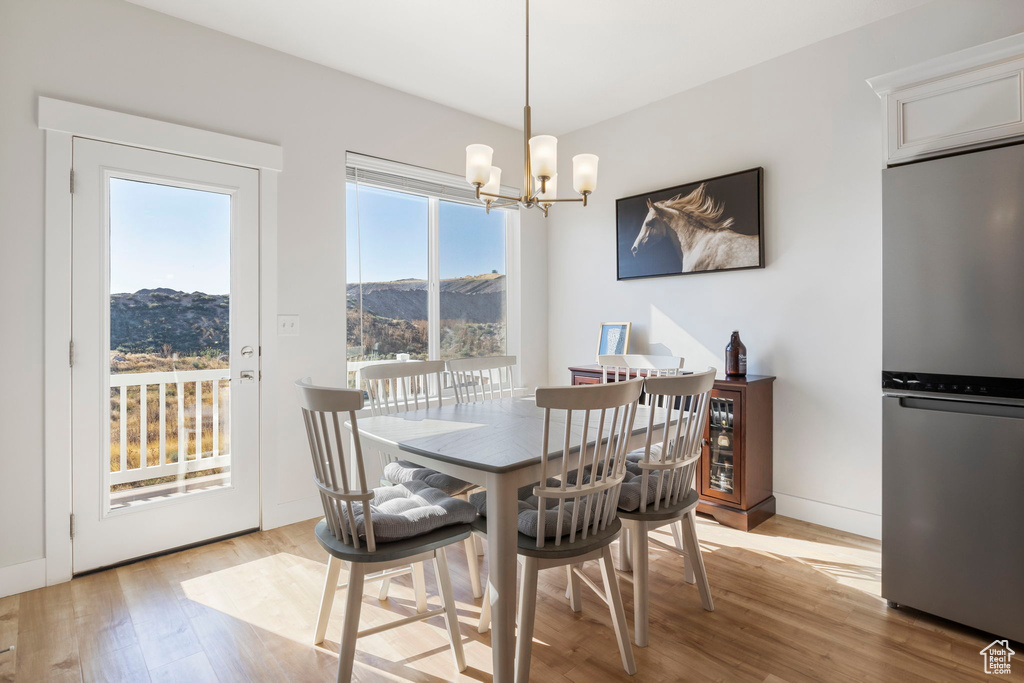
[899,396,1024,420]
[239,370,256,384]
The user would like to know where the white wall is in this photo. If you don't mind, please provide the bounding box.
[0,0,546,588]
[546,0,1024,539]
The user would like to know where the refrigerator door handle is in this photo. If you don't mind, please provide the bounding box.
[884,388,1024,408]
[898,396,1024,420]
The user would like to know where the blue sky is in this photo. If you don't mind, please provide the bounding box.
[109,178,231,294]
[109,179,506,295]
[346,183,506,283]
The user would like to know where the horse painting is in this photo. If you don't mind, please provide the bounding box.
[630,182,760,273]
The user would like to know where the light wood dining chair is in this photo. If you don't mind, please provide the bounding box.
[598,353,687,569]
[362,360,474,495]
[361,360,483,600]
[296,378,474,681]
[476,379,644,681]
[447,355,517,403]
[605,369,717,647]
[599,354,686,389]
[446,355,518,562]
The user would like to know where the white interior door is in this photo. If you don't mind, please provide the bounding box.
[71,138,260,573]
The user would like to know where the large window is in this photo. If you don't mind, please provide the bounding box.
[346,184,429,360]
[439,200,507,360]
[345,156,515,383]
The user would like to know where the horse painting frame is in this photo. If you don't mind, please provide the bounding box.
[615,167,764,280]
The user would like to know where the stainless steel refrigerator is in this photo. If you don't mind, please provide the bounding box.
[882,142,1024,643]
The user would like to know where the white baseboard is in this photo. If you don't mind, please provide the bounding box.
[775,492,881,540]
[261,495,323,531]
[0,558,47,599]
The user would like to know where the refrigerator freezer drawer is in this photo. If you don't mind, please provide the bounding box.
[883,396,1024,642]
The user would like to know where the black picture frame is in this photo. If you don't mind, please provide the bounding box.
[615,167,764,280]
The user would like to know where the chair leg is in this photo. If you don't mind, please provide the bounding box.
[314,555,343,645]
[618,527,632,571]
[336,563,365,683]
[673,521,695,584]
[599,546,637,675]
[465,537,483,599]
[631,523,650,647]
[433,548,468,673]
[681,511,714,611]
[566,564,582,612]
[670,520,684,550]
[474,533,485,557]
[478,584,491,633]
[514,557,539,683]
[412,561,428,613]
[377,576,391,601]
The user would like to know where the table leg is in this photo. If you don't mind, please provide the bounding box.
[486,473,518,683]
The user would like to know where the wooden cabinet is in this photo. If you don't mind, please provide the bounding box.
[699,375,775,531]
[569,365,775,531]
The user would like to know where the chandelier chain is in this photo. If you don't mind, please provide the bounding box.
[525,0,530,108]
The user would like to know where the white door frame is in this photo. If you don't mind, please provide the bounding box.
[39,97,283,586]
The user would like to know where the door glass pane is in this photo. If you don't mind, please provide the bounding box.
[108,178,231,509]
[438,200,507,361]
[708,397,735,494]
[346,183,429,385]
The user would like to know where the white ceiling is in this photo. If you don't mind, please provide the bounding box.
[125,0,931,134]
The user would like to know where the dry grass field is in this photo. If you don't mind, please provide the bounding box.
[109,353,230,491]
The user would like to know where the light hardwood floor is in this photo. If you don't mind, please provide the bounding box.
[1,515,1018,682]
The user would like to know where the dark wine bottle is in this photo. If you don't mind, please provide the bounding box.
[725,330,747,377]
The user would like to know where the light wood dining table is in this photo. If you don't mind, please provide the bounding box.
[351,395,667,682]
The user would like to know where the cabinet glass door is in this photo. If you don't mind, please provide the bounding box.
[702,389,742,504]
[709,397,736,493]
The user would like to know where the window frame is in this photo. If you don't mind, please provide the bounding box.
[345,178,520,383]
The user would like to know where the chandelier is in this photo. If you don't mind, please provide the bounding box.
[464,0,599,217]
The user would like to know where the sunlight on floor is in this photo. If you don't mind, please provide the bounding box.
[175,515,886,681]
[179,551,493,679]
[683,517,883,596]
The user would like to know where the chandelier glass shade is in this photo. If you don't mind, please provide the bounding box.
[465,0,599,217]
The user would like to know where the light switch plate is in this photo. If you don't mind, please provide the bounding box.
[278,314,300,336]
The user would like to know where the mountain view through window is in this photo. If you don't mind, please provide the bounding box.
[346,182,508,364]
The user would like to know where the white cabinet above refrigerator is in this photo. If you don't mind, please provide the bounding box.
[868,32,1024,164]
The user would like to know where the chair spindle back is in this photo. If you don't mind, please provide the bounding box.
[447,355,517,403]
[295,377,378,552]
[533,378,644,549]
[599,354,686,406]
[634,368,716,513]
[360,360,447,474]
[361,360,447,416]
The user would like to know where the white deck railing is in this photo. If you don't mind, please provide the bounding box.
[109,368,231,487]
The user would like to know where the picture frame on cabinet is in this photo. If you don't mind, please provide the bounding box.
[596,322,631,360]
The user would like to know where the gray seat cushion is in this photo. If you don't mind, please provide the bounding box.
[618,488,700,522]
[470,478,599,539]
[619,466,663,512]
[382,460,475,496]
[619,443,674,512]
[346,480,478,543]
